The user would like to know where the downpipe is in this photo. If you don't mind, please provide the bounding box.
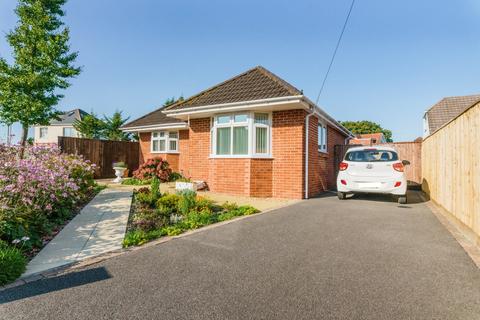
[304,110,314,199]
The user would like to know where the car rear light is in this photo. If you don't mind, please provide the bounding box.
[339,162,348,171]
[340,179,347,185]
[393,163,404,172]
[394,181,401,187]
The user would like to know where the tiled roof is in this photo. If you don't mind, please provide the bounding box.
[426,94,480,134]
[50,109,89,125]
[165,66,302,111]
[122,105,186,128]
[121,66,351,137]
[357,133,385,142]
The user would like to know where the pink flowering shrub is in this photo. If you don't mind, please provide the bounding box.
[133,157,172,182]
[0,144,96,246]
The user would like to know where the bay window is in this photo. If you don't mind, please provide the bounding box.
[318,123,327,153]
[151,131,179,153]
[211,112,271,157]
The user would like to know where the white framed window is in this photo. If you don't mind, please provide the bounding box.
[254,113,269,155]
[63,127,75,137]
[151,131,179,153]
[318,122,327,153]
[211,112,271,157]
[39,127,48,138]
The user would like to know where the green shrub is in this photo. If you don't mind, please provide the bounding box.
[177,190,197,215]
[122,178,151,186]
[123,229,167,247]
[195,196,215,213]
[237,205,260,216]
[162,225,185,236]
[168,172,183,182]
[181,210,214,229]
[135,192,156,208]
[150,177,161,200]
[222,201,239,211]
[217,205,259,222]
[157,193,180,210]
[131,209,169,232]
[112,161,126,168]
[0,244,27,286]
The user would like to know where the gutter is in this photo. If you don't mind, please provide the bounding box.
[163,95,304,115]
[121,123,188,132]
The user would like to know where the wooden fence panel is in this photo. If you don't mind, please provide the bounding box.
[58,137,139,179]
[422,102,480,244]
[334,142,422,185]
[379,142,422,185]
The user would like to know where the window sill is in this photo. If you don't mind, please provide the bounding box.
[209,154,273,159]
[318,150,329,156]
[150,151,179,154]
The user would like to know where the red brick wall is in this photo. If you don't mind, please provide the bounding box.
[208,158,250,196]
[186,118,211,181]
[178,130,190,176]
[138,132,181,171]
[249,159,273,197]
[137,110,347,199]
[307,117,348,196]
[272,109,306,199]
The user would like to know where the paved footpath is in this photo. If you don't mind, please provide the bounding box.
[23,187,132,277]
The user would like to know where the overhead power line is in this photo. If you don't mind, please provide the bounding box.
[315,0,356,105]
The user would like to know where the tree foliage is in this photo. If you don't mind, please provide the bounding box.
[0,0,80,151]
[103,110,131,141]
[74,110,133,141]
[340,120,393,142]
[163,96,184,107]
[73,113,104,139]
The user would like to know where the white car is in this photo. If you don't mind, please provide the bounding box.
[336,146,409,204]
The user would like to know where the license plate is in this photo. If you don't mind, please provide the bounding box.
[358,182,381,189]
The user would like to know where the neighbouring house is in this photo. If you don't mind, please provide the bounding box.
[34,109,89,144]
[121,66,353,199]
[423,94,480,137]
[349,133,387,146]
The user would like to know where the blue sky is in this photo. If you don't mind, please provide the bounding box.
[1,0,479,142]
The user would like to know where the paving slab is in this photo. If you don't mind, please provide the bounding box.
[23,187,132,277]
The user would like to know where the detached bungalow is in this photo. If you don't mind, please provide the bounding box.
[122,66,352,199]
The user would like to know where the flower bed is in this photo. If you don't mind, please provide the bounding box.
[0,144,99,286]
[121,157,183,186]
[123,178,259,247]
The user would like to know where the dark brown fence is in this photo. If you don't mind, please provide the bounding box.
[58,137,140,178]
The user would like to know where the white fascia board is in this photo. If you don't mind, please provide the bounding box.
[163,96,305,117]
[299,101,353,138]
[121,123,188,133]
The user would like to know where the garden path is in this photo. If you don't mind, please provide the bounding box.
[23,186,132,277]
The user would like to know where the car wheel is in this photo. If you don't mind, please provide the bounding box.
[337,192,347,200]
[398,196,407,204]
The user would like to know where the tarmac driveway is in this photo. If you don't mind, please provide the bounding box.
[1,191,480,319]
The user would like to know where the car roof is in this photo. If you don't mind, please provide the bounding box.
[347,146,397,152]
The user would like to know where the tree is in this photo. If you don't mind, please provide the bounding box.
[103,110,131,141]
[340,120,393,142]
[0,0,80,156]
[163,96,184,107]
[73,113,104,139]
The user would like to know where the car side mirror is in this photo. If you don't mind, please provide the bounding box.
[402,160,410,166]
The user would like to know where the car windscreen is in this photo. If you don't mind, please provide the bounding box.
[344,150,399,162]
